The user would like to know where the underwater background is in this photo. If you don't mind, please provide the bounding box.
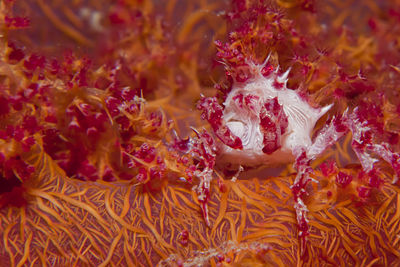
[1,0,400,266]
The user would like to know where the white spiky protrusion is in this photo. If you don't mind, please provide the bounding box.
[218,60,332,167]
[278,68,291,83]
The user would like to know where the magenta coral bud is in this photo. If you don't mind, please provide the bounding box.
[68,117,80,130]
[357,186,371,199]
[319,160,337,176]
[261,64,274,77]
[336,172,352,188]
[5,16,30,28]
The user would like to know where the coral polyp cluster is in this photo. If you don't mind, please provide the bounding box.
[2,0,400,266]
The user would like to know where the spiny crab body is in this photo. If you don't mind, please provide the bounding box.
[217,60,332,167]
[194,56,400,255]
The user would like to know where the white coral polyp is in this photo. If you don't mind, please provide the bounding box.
[218,61,332,167]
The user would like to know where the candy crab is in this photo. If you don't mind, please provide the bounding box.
[192,56,400,255]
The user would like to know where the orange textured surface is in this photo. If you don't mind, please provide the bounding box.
[1,0,400,266]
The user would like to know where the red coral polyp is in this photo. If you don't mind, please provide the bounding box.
[336,171,353,188]
[4,16,30,29]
